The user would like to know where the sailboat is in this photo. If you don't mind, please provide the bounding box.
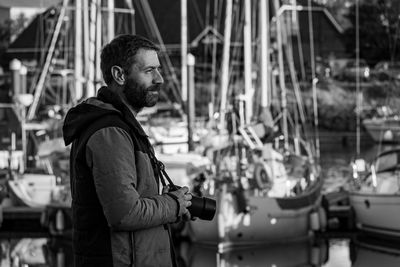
[186,0,325,247]
[4,0,136,208]
[348,0,400,239]
[349,149,400,237]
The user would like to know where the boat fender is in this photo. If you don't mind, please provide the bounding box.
[383,130,394,142]
[310,245,321,266]
[309,211,320,231]
[310,240,329,266]
[55,209,65,231]
[253,162,272,190]
[57,250,65,267]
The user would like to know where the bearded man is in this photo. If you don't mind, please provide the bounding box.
[63,34,192,267]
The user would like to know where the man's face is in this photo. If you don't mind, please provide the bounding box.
[122,48,163,111]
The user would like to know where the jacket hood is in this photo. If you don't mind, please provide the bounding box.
[62,97,120,146]
[63,86,149,146]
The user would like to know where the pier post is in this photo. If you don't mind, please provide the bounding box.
[10,59,21,96]
[187,53,195,151]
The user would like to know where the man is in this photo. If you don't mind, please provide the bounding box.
[63,34,192,267]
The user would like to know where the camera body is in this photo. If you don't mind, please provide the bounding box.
[170,186,216,221]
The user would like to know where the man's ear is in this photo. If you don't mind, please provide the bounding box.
[111,66,125,85]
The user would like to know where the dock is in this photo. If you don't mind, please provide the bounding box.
[0,204,72,238]
[323,190,355,233]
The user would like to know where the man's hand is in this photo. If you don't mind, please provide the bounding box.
[165,186,192,220]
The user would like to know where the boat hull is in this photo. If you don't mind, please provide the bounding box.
[188,182,323,247]
[363,118,400,143]
[349,192,400,237]
[7,173,59,208]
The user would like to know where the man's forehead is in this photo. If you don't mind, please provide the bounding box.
[133,48,160,68]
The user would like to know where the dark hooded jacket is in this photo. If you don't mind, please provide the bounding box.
[63,87,178,267]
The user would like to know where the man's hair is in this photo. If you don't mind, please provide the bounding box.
[100,34,160,85]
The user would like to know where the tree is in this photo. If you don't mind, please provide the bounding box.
[343,0,400,65]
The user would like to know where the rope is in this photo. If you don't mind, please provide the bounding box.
[308,0,320,159]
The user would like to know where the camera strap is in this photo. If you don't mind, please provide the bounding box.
[147,152,179,267]
[157,161,179,190]
[147,150,179,191]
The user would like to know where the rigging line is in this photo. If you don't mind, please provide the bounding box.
[218,0,233,129]
[29,11,54,94]
[205,0,210,27]
[293,1,306,82]
[217,0,224,35]
[273,0,289,151]
[308,0,320,159]
[210,0,219,110]
[189,0,205,29]
[390,17,400,61]
[283,14,306,126]
[135,0,182,104]
[224,0,242,101]
[384,4,393,61]
[356,0,361,157]
[27,0,69,120]
[281,8,307,136]
[227,0,244,98]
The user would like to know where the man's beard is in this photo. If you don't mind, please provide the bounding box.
[123,78,161,112]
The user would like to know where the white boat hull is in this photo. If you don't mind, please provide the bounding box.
[349,192,400,237]
[7,173,59,208]
[188,183,322,247]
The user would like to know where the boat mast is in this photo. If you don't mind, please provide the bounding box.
[273,0,289,151]
[356,0,361,157]
[244,0,253,124]
[87,0,98,98]
[75,0,83,101]
[260,0,270,108]
[83,0,90,100]
[107,0,115,42]
[95,0,103,89]
[181,0,188,103]
[218,0,233,130]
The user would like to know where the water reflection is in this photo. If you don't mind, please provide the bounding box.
[350,235,400,267]
[0,235,398,266]
[0,237,72,267]
[177,238,330,267]
[176,235,400,267]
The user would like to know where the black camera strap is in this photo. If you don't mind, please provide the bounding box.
[147,151,180,267]
[147,149,179,191]
[157,161,179,190]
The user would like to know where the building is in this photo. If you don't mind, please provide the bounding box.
[0,0,55,40]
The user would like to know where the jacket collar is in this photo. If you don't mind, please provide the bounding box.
[97,86,148,137]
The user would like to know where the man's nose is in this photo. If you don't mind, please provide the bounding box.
[153,70,164,84]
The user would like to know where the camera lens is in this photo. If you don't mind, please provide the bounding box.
[188,196,216,221]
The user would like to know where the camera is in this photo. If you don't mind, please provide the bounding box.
[170,186,216,221]
[188,194,216,221]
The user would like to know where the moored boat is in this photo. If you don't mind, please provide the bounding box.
[349,148,400,237]
[186,133,325,247]
[363,117,400,143]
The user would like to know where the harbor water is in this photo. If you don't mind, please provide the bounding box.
[1,235,399,266]
[1,136,399,266]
